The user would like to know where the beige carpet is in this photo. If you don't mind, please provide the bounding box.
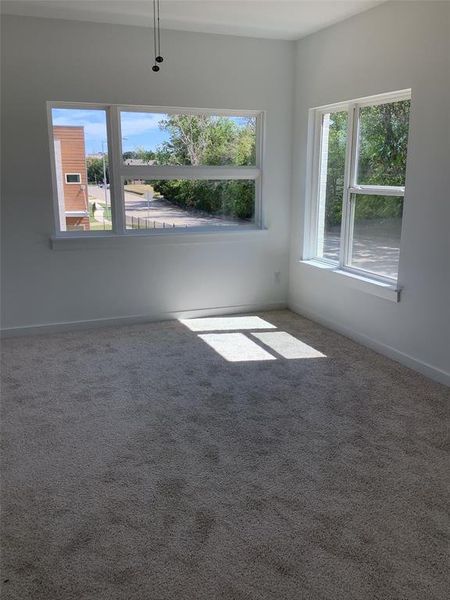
[1,310,449,600]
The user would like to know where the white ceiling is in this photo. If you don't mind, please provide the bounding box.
[1,0,385,40]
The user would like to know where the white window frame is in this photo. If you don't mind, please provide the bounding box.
[65,173,81,184]
[304,89,411,285]
[47,102,265,239]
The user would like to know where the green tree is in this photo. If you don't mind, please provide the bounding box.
[235,118,257,166]
[135,147,156,163]
[122,149,156,163]
[324,111,348,228]
[324,99,410,227]
[152,114,256,219]
[358,100,410,187]
[155,115,255,166]
[122,150,138,161]
[87,157,108,184]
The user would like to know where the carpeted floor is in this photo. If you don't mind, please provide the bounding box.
[1,310,449,600]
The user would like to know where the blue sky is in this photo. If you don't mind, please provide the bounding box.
[52,108,170,155]
[52,109,253,155]
[121,112,170,153]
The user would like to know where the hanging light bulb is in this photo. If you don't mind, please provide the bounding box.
[152,0,163,71]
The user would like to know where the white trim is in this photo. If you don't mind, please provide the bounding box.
[53,139,66,231]
[254,110,265,228]
[337,263,398,285]
[107,105,126,234]
[50,226,268,249]
[349,185,405,197]
[47,102,63,235]
[49,100,261,119]
[289,302,450,388]
[300,259,400,302]
[316,113,330,255]
[0,301,287,338]
[340,102,357,268]
[118,104,261,118]
[312,89,411,113]
[65,172,81,184]
[48,101,109,111]
[302,109,321,260]
[65,210,88,217]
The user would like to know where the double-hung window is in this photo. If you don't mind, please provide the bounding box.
[48,103,263,236]
[305,90,411,283]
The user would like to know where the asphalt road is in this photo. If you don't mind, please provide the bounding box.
[88,185,247,229]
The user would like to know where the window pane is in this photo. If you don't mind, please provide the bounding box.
[357,99,411,186]
[316,111,347,261]
[51,108,112,232]
[347,194,403,279]
[120,112,256,166]
[65,173,81,184]
[124,180,255,230]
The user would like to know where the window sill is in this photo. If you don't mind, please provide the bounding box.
[50,226,268,250]
[300,259,401,302]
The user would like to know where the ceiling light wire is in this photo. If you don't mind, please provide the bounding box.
[152,0,163,71]
[157,0,162,59]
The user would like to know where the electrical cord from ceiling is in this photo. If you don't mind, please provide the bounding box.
[152,0,163,72]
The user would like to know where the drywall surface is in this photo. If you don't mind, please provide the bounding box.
[1,16,294,329]
[289,1,450,382]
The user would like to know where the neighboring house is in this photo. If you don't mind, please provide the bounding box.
[53,126,89,231]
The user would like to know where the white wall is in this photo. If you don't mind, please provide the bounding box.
[1,15,294,330]
[289,1,450,383]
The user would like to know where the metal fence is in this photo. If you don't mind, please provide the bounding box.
[126,215,187,230]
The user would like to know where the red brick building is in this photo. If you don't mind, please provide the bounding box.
[53,126,90,231]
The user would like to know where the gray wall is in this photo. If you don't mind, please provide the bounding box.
[289,1,450,382]
[1,16,294,329]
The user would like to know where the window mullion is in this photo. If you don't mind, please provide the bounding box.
[349,184,405,196]
[107,105,125,234]
[340,103,357,268]
[119,165,260,181]
[254,112,264,228]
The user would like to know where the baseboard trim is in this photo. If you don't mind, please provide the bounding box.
[0,302,287,338]
[289,302,450,387]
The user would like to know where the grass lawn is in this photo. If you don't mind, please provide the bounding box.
[124,184,154,196]
[89,219,111,231]
[101,206,112,220]
[89,201,112,218]
[88,202,112,231]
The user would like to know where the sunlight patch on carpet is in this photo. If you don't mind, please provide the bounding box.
[198,333,276,362]
[252,331,326,359]
[180,316,276,332]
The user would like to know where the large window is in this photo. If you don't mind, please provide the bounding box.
[305,90,411,282]
[48,103,262,236]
